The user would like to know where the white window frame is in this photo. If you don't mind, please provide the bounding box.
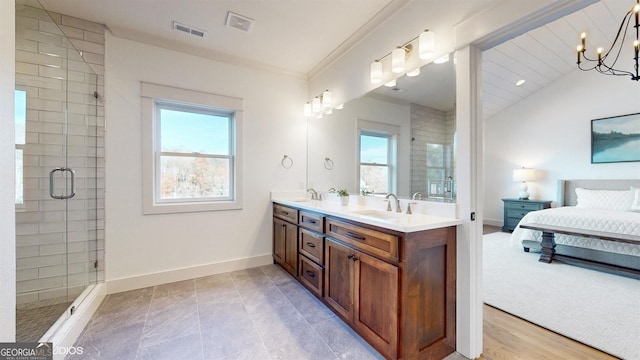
[142,82,243,214]
[357,119,399,195]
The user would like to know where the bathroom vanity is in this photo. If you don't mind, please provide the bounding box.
[272,198,460,360]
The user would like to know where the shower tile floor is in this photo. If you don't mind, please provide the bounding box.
[16,302,71,342]
[69,264,465,360]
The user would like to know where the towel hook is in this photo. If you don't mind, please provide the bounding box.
[281,155,293,169]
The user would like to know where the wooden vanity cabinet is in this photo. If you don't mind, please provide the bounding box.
[324,217,456,360]
[272,202,456,360]
[273,204,299,277]
[298,210,325,297]
[325,238,398,358]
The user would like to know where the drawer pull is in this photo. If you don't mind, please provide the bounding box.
[345,231,365,240]
[306,219,317,224]
[305,270,316,278]
[347,254,354,260]
[282,211,289,215]
[306,242,316,248]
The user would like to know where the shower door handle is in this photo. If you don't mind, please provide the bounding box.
[49,167,76,200]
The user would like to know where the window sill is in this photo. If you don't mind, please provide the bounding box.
[143,200,243,215]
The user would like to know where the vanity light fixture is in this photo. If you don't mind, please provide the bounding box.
[576,0,640,81]
[369,29,436,84]
[304,90,334,117]
[334,103,344,110]
[384,79,396,87]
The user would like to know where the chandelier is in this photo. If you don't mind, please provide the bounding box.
[576,0,640,81]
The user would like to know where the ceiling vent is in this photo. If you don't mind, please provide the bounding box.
[225,11,254,33]
[173,21,207,38]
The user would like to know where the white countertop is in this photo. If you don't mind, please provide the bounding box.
[272,197,462,233]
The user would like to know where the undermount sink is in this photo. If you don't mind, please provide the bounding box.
[350,209,404,220]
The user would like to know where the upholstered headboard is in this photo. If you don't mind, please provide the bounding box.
[558,179,640,206]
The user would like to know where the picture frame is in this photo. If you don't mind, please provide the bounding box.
[591,112,640,164]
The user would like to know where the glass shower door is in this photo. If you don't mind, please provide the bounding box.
[15,0,99,342]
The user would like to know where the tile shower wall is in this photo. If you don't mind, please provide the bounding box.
[410,103,456,197]
[15,2,105,306]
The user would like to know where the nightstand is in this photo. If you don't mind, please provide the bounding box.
[502,198,552,232]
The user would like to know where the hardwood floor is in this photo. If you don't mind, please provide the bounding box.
[483,304,618,359]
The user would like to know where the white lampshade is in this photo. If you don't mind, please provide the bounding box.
[322,90,332,109]
[391,47,405,73]
[311,97,321,113]
[303,102,312,117]
[419,30,435,60]
[406,67,420,77]
[370,61,382,84]
[513,168,536,182]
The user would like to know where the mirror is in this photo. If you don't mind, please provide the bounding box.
[307,56,456,201]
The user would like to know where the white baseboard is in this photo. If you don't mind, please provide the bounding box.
[106,254,273,294]
[483,219,502,227]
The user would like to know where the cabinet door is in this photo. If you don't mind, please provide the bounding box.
[273,218,286,264]
[283,220,298,277]
[273,218,297,276]
[353,250,398,359]
[324,238,354,321]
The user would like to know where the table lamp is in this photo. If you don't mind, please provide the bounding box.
[513,167,535,200]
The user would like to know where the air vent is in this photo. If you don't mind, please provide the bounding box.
[225,11,254,33]
[172,21,207,38]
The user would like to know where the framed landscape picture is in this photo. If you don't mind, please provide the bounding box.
[591,113,640,164]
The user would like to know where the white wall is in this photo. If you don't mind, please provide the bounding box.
[307,96,411,196]
[104,33,308,290]
[484,69,640,225]
[0,0,16,342]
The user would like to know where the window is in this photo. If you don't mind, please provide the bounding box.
[359,132,392,194]
[15,89,26,206]
[142,83,243,214]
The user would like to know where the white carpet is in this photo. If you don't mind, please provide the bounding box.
[483,231,640,360]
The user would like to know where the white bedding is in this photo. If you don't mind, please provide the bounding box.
[510,206,640,256]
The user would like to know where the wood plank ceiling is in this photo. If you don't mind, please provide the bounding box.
[482,0,636,119]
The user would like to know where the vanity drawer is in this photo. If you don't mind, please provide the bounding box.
[299,211,324,233]
[299,228,324,264]
[273,204,298,223]
[299,255,323,298]
[325,218,399,263]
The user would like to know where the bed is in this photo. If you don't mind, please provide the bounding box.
[510,179,640,277]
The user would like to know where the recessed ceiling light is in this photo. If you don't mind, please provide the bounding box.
[516,79,526,86]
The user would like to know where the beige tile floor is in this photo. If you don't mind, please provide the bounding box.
[69,265,384,359]
[70,264,467,360]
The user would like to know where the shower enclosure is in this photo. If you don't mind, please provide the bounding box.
[14,0,104,342]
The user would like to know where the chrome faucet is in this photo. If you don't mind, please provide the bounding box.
[307,188,319,200]
[384,193,401,213]
[412,192,424,200]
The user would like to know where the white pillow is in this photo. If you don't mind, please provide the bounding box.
[631,186,640,212]
[574,187,632,211]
